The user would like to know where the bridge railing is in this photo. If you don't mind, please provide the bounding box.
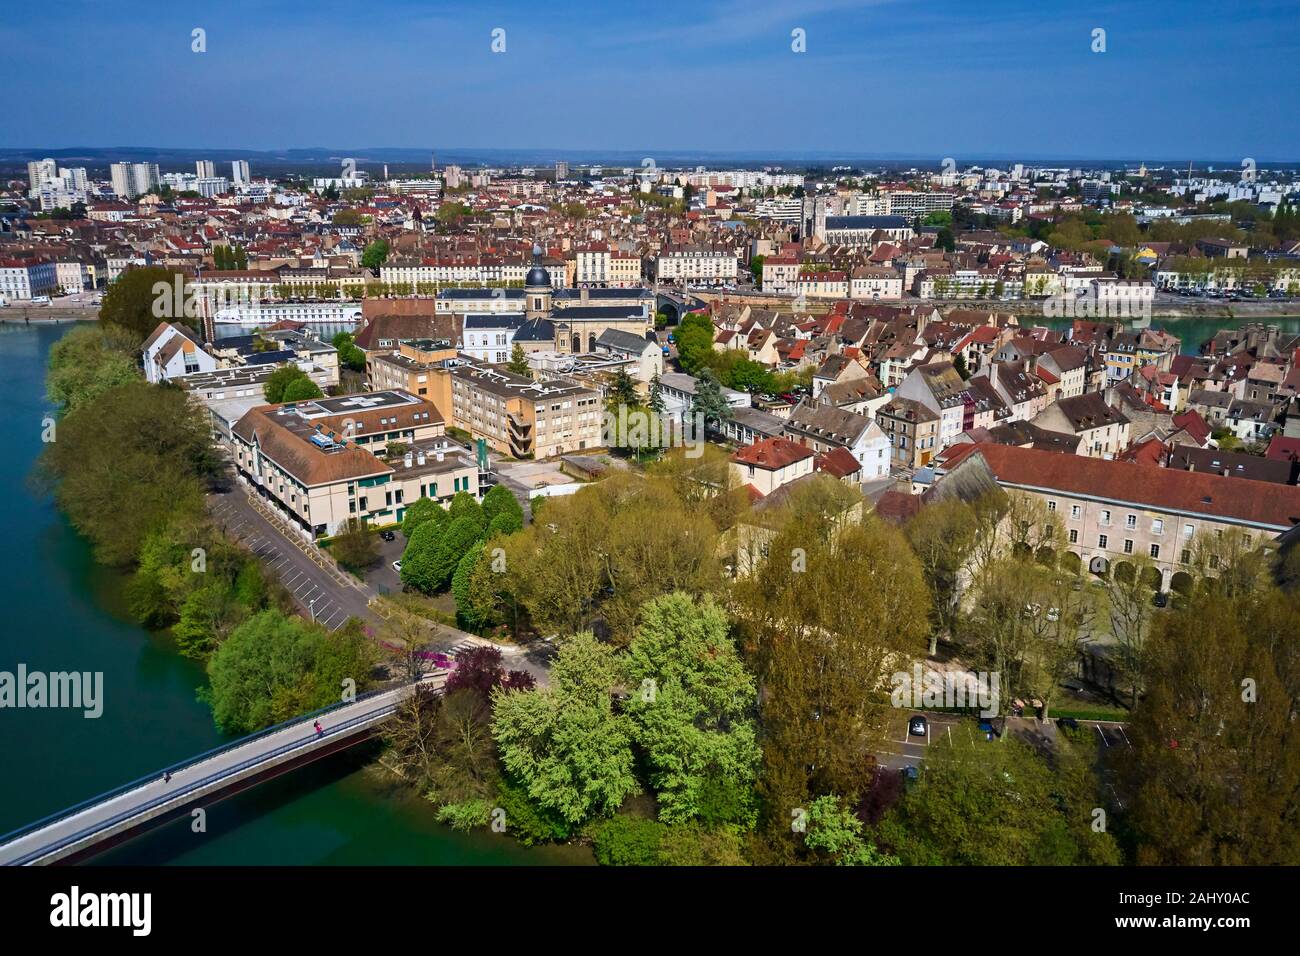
[0,692,411,866]
[0,680,425,858]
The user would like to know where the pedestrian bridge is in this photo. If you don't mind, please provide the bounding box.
[0,675,442,866]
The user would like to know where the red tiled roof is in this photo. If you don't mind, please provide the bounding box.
[1265,436,1300,463]
[957,442,1300,531]
[731,436,815,470]
[814,446,861,478]
[1172,410,1211,446]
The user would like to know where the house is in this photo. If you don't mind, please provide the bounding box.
[878,396,941,470]
[229,390,477,536]
[141,321,218,383]
[782,402,891,481]
[1032,392,1130,459]
[1168,447,1294,485]
[593,327,662,382]
[730,436,815,498]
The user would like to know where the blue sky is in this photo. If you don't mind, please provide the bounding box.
[4,0,1296,159]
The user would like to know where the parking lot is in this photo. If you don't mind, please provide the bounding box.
[872,710,1134,776]
[208,485,372,632]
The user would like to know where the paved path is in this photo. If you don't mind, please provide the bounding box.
[207,474,552,682]
[208,481,371,632]
[0,674,445,866]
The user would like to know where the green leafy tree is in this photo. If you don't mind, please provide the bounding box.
[507,342,531,376]
[491,631,639,827]
[280,375,324,403]
[39,382,216,566]
[361,239,390,270]
[205,611,376,733]
[804,795,900,866]
[46,325,141,412]
[691,368,733,428]
[401,496,448,538]
[622,593,759,825]
[100,267,191,342]
[875,734,1120,865]
[331,519,379,573]
[481,484,523,527]
[264,365,312,403]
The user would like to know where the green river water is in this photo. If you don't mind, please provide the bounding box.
[0,321,589,865]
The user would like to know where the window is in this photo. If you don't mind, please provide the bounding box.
[1183,523,1194,539]
[1152,519,1164,535]
[1181,549,1191,564]
[1125,514,1136,529]
[1150,544,1160,559]
[1124,539,1134,554]
[1069,529,1078,544]
[1098,534,1108,548]
[1047,500,1056,512]
[1099,510,1111,526]
[1070,505,1081,520]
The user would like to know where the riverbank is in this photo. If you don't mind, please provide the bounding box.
[0,322,591,865]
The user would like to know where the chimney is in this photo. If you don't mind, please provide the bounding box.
[417,450,426,465]
[403,452,413,467]
[436,449,444,462]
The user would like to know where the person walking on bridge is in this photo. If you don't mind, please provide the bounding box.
[314,720,323,737]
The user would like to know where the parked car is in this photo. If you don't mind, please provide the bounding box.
[1153,591,1169,608]
[1058,717,1080,731]
[379,530,396,542]
[908,715,928,737]
[902,765,920,783]
[392,560,402,573]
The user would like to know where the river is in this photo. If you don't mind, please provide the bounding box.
[0,320,588,865]
[1034,314,1300,354]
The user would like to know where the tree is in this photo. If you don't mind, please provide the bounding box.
[401,496,447,539]
[804,795,900,865]
[481,484,523,528]
[447,490,484,529]
[361,239,390,270]
[734,504,930,856]
[905,498,979,653]
[691,368,733,429]
[1102,553,1159,710]
[264,365,318,403]
[491,631,639,827]
[875,733,1121,865]
[100,267,191,342]
[1117,581,1300,864]
[331,518,379,573]
[280,375,324,403]
[46,324,141,412]
[331,331,366,372]
[204,611,376,733]
[606,367,639,410]
[647,372,666,415]
[506,342,531,376]
[416,514,483,593]
[40,382,217,566]
[622,593,760,825]
[444,645,534,698]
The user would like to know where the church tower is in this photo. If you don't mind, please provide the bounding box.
[524,242,552,320]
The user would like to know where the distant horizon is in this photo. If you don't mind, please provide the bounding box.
[4,145,1298,171]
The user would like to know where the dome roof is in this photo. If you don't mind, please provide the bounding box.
[525,242,551,289]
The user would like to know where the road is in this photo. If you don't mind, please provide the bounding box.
[209,481,369,632]
[207,474,553,682]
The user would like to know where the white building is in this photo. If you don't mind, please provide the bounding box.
[0,259,58,302]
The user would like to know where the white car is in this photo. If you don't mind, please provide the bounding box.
[392,560,402,573]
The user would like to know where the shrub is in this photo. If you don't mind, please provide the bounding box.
[592,816,664,866]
